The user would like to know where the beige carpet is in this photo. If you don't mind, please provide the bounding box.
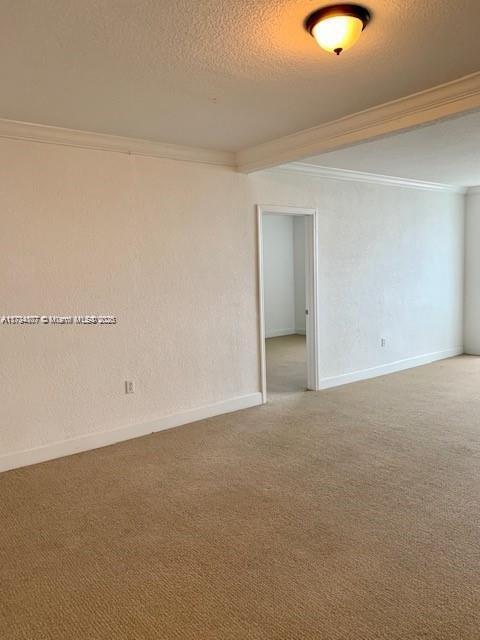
[2,355,480,639]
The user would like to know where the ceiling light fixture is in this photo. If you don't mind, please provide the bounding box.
[305,4,371,56]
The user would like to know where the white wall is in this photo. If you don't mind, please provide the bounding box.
[293,217,306,334]
[0,138,260,470]
[464,190,480,354]
[249,171,464,383]
[262,215,306,338]
[0,136,466,470]
[262,215,295,338]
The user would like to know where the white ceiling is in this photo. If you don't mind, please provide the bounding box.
[301,110,480,187]
[1,0,480,152]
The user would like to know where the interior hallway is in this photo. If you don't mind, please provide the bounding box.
[266,334,307,394]
[2,356,480,639]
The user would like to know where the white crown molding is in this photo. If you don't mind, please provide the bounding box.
[273,162,467,193]
[2,72,480,175]
[236,72,480,173]
[467,186,480,195]
[0,118,235,167]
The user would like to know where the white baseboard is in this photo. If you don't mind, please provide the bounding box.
[295,329,306,335]
[265,329,296,338]
[318,347,463,390]
[0,393,263,474]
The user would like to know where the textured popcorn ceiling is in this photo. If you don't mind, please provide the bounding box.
[1,0,480,151]
[303,111,480,187]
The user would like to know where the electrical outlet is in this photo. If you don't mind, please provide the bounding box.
[125,380,135,394]
[381,338,386,348]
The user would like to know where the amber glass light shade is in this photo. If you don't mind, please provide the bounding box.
[305,4,371,55]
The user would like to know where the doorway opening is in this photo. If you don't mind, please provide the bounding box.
[257,205,319,402]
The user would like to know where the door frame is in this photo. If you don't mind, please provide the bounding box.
[256,204,320,402]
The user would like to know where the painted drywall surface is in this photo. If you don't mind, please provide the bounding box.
[0,136,465,463]
[262,215,295,338]
[0,138,258,456]
[250,171,465,379]
[262,215,306,338]
[464,191,480,354]
[293,217,306,334]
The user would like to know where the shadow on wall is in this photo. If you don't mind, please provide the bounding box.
[262,214,306,339]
